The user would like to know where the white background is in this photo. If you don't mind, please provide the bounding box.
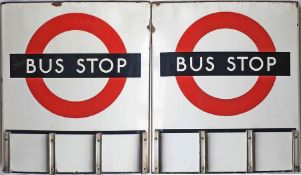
[1,2,150,173]
[151,1,300,173]
[152,1,299,130]
[1,0,301,174]
[2,2,150,131]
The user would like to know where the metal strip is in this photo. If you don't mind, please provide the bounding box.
[292,130,300,172]
[154,130,160,173]
[48,133,56,175]
[7,130,144,135]
[141,131,149,174]
[95,133,102,174]
[199,131,207,174]
[3,131,11,173]
[246,130,254,173]
[155,128,295,134]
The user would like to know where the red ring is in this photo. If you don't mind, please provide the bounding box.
[176,12,276,116]
[25,13,126,118]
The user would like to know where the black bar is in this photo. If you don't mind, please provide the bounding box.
[10,53,141,78]
[160,52,290,76]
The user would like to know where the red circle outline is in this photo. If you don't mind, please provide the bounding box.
[26,13,126,118]
[176,12,276,116]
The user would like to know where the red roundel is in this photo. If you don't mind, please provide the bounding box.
[26,13,126,118]
[176,12,276,116]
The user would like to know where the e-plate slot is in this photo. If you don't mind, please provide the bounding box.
[141,131,149,174]
[154,130,161,173]
[95,133,102,174]
[199,131,207,174]
[3,131,11,173]
[48,133,56,175]
[292,130,300,172]
[246,130,254,173]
